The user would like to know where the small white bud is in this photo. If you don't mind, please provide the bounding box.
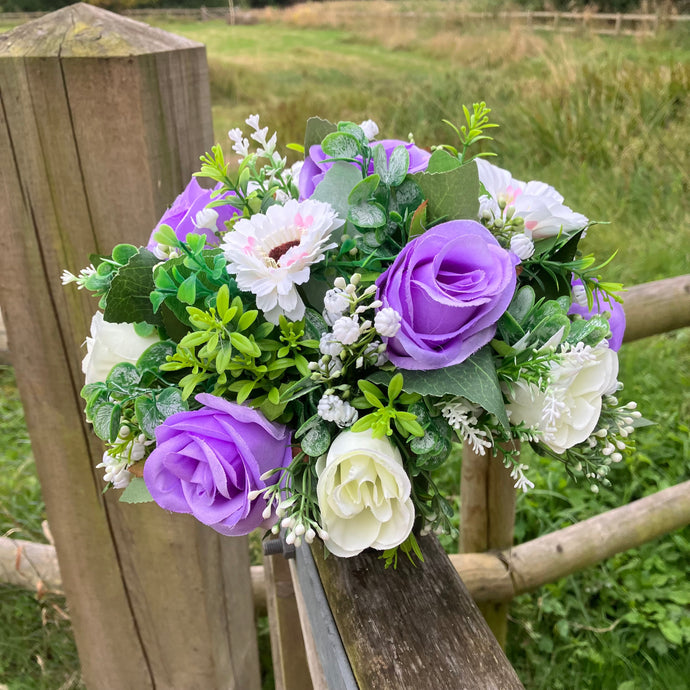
[118,425,131,439]
[294,536,302,548]
[334,276,346,289]
[591,484,599,494]
[247,489,262,501]
[305,528,316,543]
[262,505,272,520]
[318,529,329,542]
[374,307,402,338]
[294,523,306,536]
[350,273,361,286]
[611,452,623,463]
[509,233,535,261]
[281,517,292,529]
[271,524,280,534]
[364,285,377,295]
[285,531,296,545]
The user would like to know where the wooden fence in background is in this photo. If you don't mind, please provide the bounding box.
[1,6,690,37]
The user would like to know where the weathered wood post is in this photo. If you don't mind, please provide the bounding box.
[460,443,517,647]
[0,5,260,688]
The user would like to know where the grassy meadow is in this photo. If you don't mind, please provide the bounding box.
[1,4,689,688]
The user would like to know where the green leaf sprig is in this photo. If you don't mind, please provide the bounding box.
[350,374,423,439]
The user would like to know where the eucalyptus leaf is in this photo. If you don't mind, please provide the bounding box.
[348,202,387,229]
[301,422,331,457]
[106,362,140,391]
[134,396,161,439]
[337,121,368,147]
[92,402,119,442]
[348,175,380,206]
[321,131,360,160]
[385,145,410,186]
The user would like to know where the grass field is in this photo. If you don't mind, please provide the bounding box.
[1,5,689,688]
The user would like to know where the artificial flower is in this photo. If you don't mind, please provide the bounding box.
[505,342,619,454]
[376,220,519,370]
[299,138,430,200]
[147,177,241,257]
[476,158,588,239]
[81,312,160,385]
[569,277,626,351]
[316,429,415,557]
[143,394,292,537]
[221,198,342,324]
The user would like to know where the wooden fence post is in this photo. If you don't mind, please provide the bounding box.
[460,443,517,647]
[0,5,260,688]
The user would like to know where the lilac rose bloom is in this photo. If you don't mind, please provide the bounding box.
[568,278,626,351]
[143,393,291,536]
[299,139,431,200]
[376,220,519,370]
[147,177,241,254]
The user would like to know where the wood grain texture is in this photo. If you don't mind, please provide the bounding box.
[264,553,313,690]
[0,5,259,688]
[622,274,690,343]
[480,443,518,647]
[459,442,489,554]
[0,537,63,594]
[311,534,524,690]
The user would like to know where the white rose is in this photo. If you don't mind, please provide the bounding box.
[505,343,619,454]
[316,429,415,557]
[82,312,160,385]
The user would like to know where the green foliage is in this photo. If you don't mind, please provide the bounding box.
[437,102,499,164]
[350,374,423,439]
[410,160,479,226]
[380,531,425,569]
[372,347,509,429]
[119,477,154,504]
[81,340,185,446]
[160,285,318,419]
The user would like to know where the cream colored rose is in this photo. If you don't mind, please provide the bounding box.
[316,429,415,558]
[505,343,619,454]
[82,312,160,385]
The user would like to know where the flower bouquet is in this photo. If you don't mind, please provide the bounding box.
[63,104,640,562]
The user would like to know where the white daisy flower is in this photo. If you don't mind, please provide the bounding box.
[221,199,342,324]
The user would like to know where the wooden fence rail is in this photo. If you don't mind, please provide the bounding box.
[2,7,690,37]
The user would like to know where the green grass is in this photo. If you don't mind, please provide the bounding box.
[1,8,689,689]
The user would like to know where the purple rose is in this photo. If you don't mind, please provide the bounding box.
[299,139,431,200]
[147,177,241,253]
[143,393,291,536]
[376,220,519,370]
[568,278,626,351]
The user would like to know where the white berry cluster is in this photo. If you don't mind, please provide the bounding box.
[97,426,152,489]
[309,273,396,385]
